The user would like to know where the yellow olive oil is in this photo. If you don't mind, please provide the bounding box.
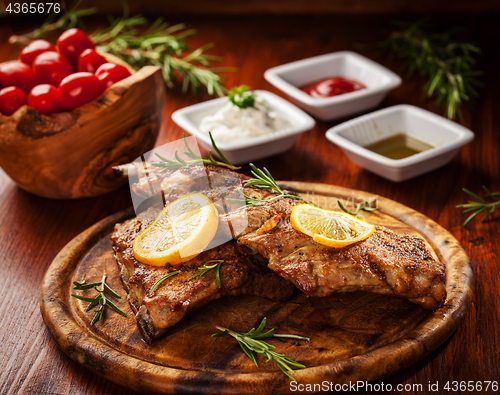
[364,133,433,160]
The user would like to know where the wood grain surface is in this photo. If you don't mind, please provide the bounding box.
[39,185,473,394]
[0,13,499,395]
[75,0,500,15]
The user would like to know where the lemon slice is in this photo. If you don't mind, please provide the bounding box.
[133,193,219,266]
[290,204,375,248]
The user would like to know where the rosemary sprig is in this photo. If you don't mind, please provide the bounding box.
[188,260,224,288]
[151,132,240,171]
[228,163,304,209]
[213,317,309,380]
[228,85,256,109]
[337,196,379,218]
[456,185,500,227]
[9,5,232,96]
[71,273,127,326]
[149,270,181,296]
[8,8,97,45]
[380,18,482,122]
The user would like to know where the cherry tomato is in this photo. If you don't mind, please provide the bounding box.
[95,63,132,89]
[78,49,107,73]
[32,51,73,86]
[57,28,95,67]
[57,72,104,110]
[0,61,37,93]
[0,86,28,116]
[28,84,66,114]
[19,39,56,66]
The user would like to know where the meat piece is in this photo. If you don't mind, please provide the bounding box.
[110,205,295,342]
[237,204,446,310]
[112,162,446,342]
[121,163,446,309]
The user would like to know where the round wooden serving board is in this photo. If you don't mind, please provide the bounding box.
[40,182,473,395]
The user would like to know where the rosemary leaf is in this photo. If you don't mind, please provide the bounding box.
[70,294,97,303]
[152,133,240,171]
[457,186,500,227]
[338,197,379,218]
[103,282,122,299]
[208,131,233,167]
[149,270,181,296]
[188,260,224,288]
[71,273,127,326]
[212,317,309,381]
[106,298,128,317]
[379,18,482,122]
[232,163,308,209]
[72,281,102,290]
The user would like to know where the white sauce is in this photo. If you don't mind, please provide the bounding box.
[199,95,290,144]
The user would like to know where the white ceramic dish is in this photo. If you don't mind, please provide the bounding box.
[325,104,474,182]
[171,90,316,164]
[264,51,402,121]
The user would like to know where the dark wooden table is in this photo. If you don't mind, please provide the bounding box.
[1,13,499,395]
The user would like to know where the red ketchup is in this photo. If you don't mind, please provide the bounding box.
[300,77,366,98]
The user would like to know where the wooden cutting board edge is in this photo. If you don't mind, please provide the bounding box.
[39,181,474,395]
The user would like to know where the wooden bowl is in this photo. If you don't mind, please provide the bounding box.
[0,53,165,199]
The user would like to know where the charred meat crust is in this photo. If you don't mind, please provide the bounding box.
[237,199,446,310]
[111,163,447,342]
[110,206,295,341]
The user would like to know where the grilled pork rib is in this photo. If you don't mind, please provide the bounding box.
[110,205,295,341]
[218,193,445,310]
[111,163,446,340]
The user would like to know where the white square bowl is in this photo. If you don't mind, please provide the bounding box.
[325,105,474,182]
[171,90,316,165]
[264,51,402,121]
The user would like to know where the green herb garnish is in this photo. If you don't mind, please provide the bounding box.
[188,260,224,288]
[228,163,305,209]
[456,186,500,227]
[213,317,309,380]
[9,4,232,96]
[228,85,256,109]
[380,18,482,122]
[71,273,127,326]
[152,132,240,171]
[337,196,379,218]
[149,271,181,296]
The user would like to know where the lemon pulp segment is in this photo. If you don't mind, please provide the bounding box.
[133,193,219,266]
[290,204,375,248]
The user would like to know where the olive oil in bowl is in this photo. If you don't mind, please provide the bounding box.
[364,133,433,160]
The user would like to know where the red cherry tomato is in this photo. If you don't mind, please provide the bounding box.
[0,61,37,93]
[57,72,104,110]
[57,28,95,67]
[0,86,28,116]
[32,51,73,86]
[78,49,107,73]
[19,39,56,66]
[95,63,132,89]
[28,84,66,114]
